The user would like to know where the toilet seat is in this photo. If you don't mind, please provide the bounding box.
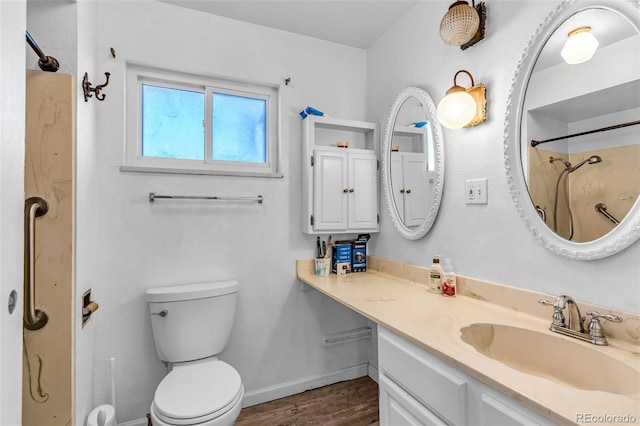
[152,360,243,426]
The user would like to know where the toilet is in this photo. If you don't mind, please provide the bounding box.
[146,280,244,426]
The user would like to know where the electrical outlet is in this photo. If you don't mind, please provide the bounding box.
[465,178,488,204]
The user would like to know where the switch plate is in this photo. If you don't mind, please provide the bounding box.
[465,178,488,204]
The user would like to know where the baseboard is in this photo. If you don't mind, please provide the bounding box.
[242,363,369,408]
[368,363,379,384]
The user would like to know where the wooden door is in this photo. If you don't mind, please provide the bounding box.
[23,69,74,426]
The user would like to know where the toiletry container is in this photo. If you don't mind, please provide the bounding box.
[146,280,244,426]
[428,257,444,294]
[442,258,456,297]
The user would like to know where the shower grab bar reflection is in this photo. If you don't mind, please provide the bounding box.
[149,193,263,204]
[595,203,620,226]
[531,119,640,147]
[24,197,49,330]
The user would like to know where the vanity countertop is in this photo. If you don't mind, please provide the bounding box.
[296,256,640,426]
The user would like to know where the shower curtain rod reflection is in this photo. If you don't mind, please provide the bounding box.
[531,119,640,147]
[25,31,59,72]
[149,193,263,204]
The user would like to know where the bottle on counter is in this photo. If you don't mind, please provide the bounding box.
[428,256,444,294]
[442,258,456,297]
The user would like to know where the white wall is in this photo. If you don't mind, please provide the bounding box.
[80,1,371,423]
[76,0,100,423]
[367,1,640,315]
[0,1,27,424]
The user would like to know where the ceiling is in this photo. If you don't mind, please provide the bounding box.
[535,7,638,70]
[157,0,421,49]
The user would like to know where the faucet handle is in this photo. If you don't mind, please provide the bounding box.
[586,311,621,344]
[539,298,565,327]
[586,311,622,323]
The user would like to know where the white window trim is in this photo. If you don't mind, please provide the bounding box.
[121,64,283,178]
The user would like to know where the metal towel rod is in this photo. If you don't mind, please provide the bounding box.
[149,193,263,204]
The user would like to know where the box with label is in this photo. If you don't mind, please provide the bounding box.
[351,239,367,272]
[332,241,352,274]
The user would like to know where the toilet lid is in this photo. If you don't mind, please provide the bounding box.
[154,360,242,421]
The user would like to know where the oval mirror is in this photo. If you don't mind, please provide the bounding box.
[505,0,640,259]
[382,87,444,240]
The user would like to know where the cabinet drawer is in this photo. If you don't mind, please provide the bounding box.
[380,374,448,426]
[379,327,467,426]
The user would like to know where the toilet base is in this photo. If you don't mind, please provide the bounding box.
[150,385,243,426]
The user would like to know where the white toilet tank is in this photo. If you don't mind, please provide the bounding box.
[146,280,239,363]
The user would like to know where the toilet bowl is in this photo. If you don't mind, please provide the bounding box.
[150,359,244,426]
[146,281,243,426]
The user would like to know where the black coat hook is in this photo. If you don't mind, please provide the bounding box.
[83,72,110,102]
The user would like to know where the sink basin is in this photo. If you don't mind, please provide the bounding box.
[460,323,640,395]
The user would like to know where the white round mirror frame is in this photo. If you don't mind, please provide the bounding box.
[382,86,445,240]
[504,0,640,260]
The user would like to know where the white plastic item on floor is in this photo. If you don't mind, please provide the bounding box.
[86,404,116,426]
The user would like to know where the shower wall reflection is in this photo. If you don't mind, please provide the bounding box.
[528,144,640,242]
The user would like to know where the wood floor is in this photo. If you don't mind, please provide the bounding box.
[235,376,379,426]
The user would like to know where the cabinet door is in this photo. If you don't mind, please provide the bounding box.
[313,149,348,231]
[348,152,378,230]
[402,155,428,227]
[390,153,405,220]
[380,374,448,426]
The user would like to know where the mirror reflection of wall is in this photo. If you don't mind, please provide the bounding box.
[522,7,640,243]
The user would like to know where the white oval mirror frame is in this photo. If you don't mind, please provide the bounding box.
[504,0,640,260]
[382,87,445,240]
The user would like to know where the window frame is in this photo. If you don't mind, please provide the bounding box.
[123,64,282,177]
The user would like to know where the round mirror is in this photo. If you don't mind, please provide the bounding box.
[505,0,640,259]
[382,87,444,240]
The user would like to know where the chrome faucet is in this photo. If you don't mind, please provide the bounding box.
[538,295,622,346]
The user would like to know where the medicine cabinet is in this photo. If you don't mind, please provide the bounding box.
[301,115,379,234]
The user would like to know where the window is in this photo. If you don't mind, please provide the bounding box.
[124,65,281,177]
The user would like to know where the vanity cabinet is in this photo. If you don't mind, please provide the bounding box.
[390,152,433,227]
[378,327,557,426]
[301,115,379,234]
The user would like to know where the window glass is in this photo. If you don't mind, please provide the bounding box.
[212,92,267,163]
[125,64,280,177]
[142,84,205,160]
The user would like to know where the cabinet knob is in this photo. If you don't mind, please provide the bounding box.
[343,188,349,193]
[406,189,411,194]
[400,189,405,194]
[349,188,355,193]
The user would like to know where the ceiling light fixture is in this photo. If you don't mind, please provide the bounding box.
[439,1,486,50]
[561,26,599,64]
[436,70,487,129]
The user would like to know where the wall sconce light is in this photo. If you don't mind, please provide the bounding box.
[561,26,599,64]
[439,1,487,50]
[436,70,487,129]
